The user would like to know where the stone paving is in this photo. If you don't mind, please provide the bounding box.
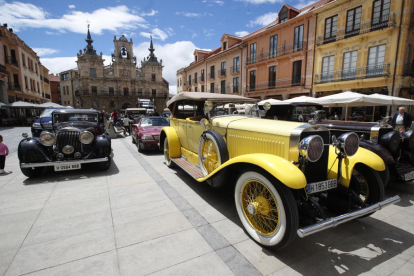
[0,136,414,275]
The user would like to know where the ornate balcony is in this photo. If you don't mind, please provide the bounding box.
[246,41,306,65]
[5,56,18,68]
[8,82,21,91]
[403,63,414,77]
[209,72,215,79]
[218,69,226,77]
[230,66,240,74]
[314,63,390,84]
[246,77,305,92]
[199,75,205,83]
[78,90,168,99]
[193,78,197,85]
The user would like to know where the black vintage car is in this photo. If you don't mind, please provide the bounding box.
[259,101,414,185]
[18,109,112,177]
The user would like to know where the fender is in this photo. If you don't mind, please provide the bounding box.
[196,153,307,189]
[18,138,51,163]
[327,146,385,187]
[160,127,181,158]
[359,140,395,165]
[87,135,111,158]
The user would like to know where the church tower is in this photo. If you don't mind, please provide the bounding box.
[112,35,136,80]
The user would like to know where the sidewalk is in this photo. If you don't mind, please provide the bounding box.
[0,138,413,275]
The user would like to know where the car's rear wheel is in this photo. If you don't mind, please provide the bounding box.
[235,171,298,249]
[20,165,44,178]
[164,138,174,168]
[198,130,229,176]
[377,164,390,187]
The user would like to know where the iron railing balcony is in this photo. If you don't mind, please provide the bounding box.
[42,77,50,84]
[344,24,360,39]
[231,85,240,94]
[246,41,306,65]
[209,72,215,79]
[0,64,6,75]
[218,69,226,77]
[230,66,240,74]
[371,14,394,31]
[199,75,205,82]
[5,56,18,68]
[314,63,390,84]
[403,63,414,77]
[79,90,168,99]
[8,82,21,91]
[246,77,305,92]
[193,78,197,84]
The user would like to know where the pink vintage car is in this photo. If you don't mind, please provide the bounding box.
[131,116,170,152]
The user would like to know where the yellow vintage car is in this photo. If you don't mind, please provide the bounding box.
[160,92,400,249]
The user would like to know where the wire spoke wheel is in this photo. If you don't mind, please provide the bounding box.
[352,169,370,203]
[201,140,219,174]
[241,180,279,235]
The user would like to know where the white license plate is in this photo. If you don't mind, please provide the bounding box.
[404,171,414,181]
[307,179,337,194]
[54,163,81,171]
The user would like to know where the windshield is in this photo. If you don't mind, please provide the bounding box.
[53,113,98,124]
[210,102,259,117]
[40,109,58,118]
[140,117,169,127]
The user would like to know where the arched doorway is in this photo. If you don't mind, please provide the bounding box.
[122,102,132,109]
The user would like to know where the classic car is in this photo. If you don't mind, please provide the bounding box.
[31,107,73,137]
[160,92,399,249]
[125,108,148,124]
[258,101,414,185]
[18,109,112,177]
[131,116,170,152]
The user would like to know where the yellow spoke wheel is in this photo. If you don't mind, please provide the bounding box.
[241,180,279,235]
[201,140,219,174]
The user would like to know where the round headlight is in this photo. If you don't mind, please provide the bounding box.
[299,135,324,162]
[204,101,213,112]
[62,145,74,155]
[39,131,56,146]
[263,101,271,111]
[338,132,359,157]
[79,131,94,144]
[379,131,400,153]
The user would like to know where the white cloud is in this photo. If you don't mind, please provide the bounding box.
[140,9,158,16]
[234,0,282,4]
[247,12,278,27]
[203,28,215,37]
[32,48,59,56]
[235,31,249,37]
[0,2,146,35]
[68,4,75,9]
[140,27,171,41]
[175,12,201,18]
[133,41,198,92]
[202,0,225,5]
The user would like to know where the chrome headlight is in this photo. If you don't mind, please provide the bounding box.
[299,135,324,162]
[39,131,56,146]
[141,134,154,140]
[337,132,359,157]
[79,131,94,144]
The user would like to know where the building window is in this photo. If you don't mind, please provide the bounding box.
[195,72,198,84]
[22,54,26,67]
[195,87,198,92]
[294,25,304,52]
[177,79,179,86]
[324,16,338,43]
[201,85,205,92]
[249,70,256,91]
[372,0,391,30]
[201,69,204,81]
[37,82,40,92]
[124,87,129,96]
[292,60,302,86]
[342,50,358,80]
[221,80,226,94]
[188,75,191,85]
[110,100,115,107]
[62,73,69,80]
[233,77,239,93]
[321,56,334,83]
[152,89,156,97]
[346,6,362,38]
[269,66,276,89]
[90,68,96,78]
[210,65,215,78]
[66,86,69,95]
[250,43,257,63]
[109,87,114,96]
[233,56,240,73]
[220,61,226,76]
[57,85,60,92]
[210,82,215,93]
[24,77,28,89]
[269,35,278,58]
[35,64,38,74]
[223,42,227,50]
[91,86,97,95]
[151,74,156,81]
[367,44,386,76]
[138,88,143,96]
[279,7,288,23]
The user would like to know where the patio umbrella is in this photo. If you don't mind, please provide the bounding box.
[3,101,42,109]
[258,98,283,105]
[284,96,320,104]
[367,94,414,106]
[38,102,64,108]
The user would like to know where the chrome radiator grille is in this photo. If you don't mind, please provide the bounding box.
[57,131,81,155]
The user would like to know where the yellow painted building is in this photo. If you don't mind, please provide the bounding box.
[312,0,414,112]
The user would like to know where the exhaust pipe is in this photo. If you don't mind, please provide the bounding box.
[297,196,401,238]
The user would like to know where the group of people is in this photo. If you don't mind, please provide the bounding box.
[102,109,131,136]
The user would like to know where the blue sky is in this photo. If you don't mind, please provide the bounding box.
[0,0,316,93]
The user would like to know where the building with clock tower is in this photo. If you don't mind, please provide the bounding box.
[60,26,168,113]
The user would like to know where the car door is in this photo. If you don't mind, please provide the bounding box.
[186,118,205,153]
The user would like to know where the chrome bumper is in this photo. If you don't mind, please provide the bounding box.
[20,157,108,168]
[297,195,401,238]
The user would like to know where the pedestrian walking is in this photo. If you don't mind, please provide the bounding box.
[391,106,412,132]
[123,115,130,135]
[111,109,119,125]
[0,135,9,174]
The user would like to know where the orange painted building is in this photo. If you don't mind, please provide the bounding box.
[243,1,334,100]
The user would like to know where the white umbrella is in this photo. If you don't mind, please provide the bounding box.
[284,96,320,104]
[258,99,283,105]
[38,102,64,108]
[3,101,42,109]
[367,94,414,106]
[315,92,390,107]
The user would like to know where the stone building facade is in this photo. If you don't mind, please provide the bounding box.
[61,27,168,113]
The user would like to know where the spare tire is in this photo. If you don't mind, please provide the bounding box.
[198,130,229,176]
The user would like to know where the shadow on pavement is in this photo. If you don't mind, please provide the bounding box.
[171,166,414,275]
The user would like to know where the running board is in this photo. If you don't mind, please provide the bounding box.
[171,158,204,180]
[297,195,401,238]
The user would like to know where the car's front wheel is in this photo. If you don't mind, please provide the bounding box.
[163,138,174,168]
[198,130,229,176]
[235,171,298,249]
